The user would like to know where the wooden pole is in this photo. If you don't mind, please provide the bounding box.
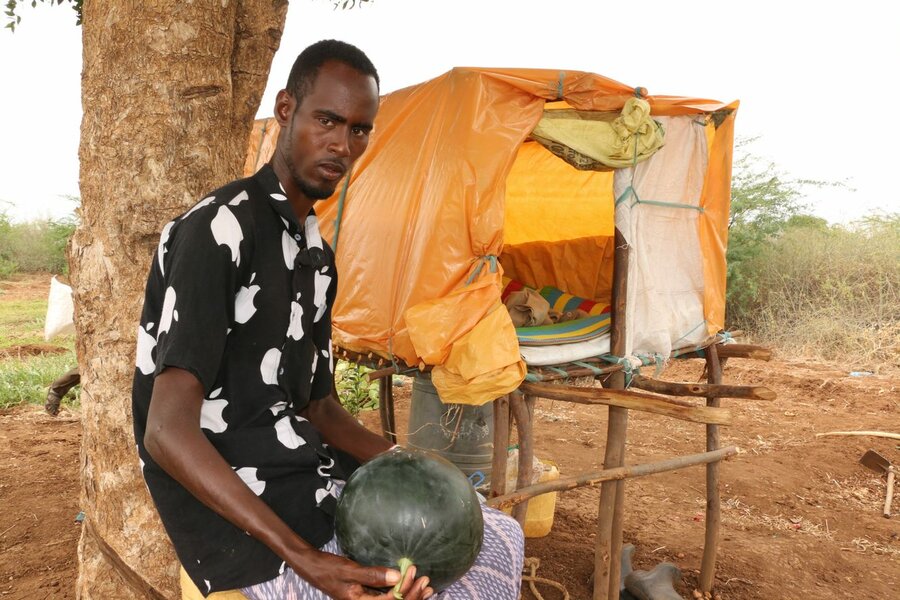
[488,446,739,510]
[526,363,624,383]
[509,391,535,525]
[699,343,723,592]
[675,344,772,361]
[630,376,775,401]
[377,375,397,444]
[519,382,731,425]
[594,228,629,600]
[490,394,511,498]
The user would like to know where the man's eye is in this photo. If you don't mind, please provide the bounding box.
[319,118,333,127]
[351,127,368,137]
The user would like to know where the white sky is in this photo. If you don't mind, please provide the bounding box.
[1,0,898,223]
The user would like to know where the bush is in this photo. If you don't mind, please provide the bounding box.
[729,215,900,370]
[335,360,379,415]
[0,213,77,277]
[0,211,17,278]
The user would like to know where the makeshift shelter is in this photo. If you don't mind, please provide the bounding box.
[245,67,773,600]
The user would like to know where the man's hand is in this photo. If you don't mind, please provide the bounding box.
[291,549,433,599]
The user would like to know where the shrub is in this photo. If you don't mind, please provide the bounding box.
[729,215,900,370]
[0,214,77,277]
[0,210,17,278]
[335,360,379,415]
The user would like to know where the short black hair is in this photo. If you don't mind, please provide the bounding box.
[285,39,380,105]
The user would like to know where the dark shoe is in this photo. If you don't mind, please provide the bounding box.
[45,392,62,416]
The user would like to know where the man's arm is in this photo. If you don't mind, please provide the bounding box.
[144,367,430,600]
[301,391,394,463]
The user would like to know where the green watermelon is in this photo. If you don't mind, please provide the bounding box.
[335,446,484,593]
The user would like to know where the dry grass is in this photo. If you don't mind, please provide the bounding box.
[732,217,900,372]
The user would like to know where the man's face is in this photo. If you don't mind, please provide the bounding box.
[279,61,379,202]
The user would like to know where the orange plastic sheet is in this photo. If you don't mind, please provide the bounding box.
[244,67,738,405]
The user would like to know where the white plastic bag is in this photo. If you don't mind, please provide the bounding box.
[505,448,547,491]
[44,276,75,341]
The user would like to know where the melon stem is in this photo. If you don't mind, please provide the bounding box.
[392,557,414,600]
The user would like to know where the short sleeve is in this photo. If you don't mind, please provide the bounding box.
[153,203,248,391]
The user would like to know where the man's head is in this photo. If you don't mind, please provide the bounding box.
[272,40,380,210]
[286,39,380,107]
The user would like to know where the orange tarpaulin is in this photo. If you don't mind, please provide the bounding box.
[245,67,737,404]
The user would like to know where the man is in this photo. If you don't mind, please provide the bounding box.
[132,40,523,600]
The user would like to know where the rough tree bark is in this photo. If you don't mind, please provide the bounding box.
[70,2,288,597]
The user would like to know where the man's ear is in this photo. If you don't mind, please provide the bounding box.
[274,90,294,126]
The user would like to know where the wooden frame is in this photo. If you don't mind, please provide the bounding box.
[337,229,775,598]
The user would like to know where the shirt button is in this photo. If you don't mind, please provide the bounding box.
[278,368,284,375]
[294,234,301,241]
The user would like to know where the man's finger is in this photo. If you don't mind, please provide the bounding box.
[357,565,401,588]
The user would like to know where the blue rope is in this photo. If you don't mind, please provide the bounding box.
[635,199,705,212]
[465,254,498,285]
[671,320,708,349]
[634,352,666,377]
[573,361,605,376]
[599,353,639,386]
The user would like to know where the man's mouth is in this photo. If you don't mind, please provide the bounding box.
[317,161,346,181]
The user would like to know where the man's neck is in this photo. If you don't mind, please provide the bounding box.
[270,159,315,224]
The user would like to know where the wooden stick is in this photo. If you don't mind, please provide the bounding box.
[487,446,740,510]
[595,227,630,600]
[700,343,722,593]
[527,363,623,383]
[82,518,168,600]
[520,382,731,425]
[490,395,511,498]
[377,376,397,444]
[630,375,776,401]
[717,344,772,360]
[368,366,399,381]
[815,431,900,440]
[510,392,534,525]
[676,344,772,362]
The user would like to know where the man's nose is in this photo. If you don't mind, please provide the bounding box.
[327,129,351,157]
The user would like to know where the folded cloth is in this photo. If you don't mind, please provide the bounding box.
[504,288,553,328]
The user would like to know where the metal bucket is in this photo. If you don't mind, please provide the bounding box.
[407,374,493,486]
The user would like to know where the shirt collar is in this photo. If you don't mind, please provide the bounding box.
[254,163,325,257]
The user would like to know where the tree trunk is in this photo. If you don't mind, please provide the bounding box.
[70,2,287,597]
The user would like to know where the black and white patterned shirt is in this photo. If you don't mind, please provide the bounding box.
[132,164,354,594]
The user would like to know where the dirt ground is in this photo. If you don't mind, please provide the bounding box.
[1,278,898,599]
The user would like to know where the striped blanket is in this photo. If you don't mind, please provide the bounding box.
[501,278,611,346]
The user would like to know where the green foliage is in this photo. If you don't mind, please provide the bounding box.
[4,0,82,31]
[0,288,76,410]
[725,138,843,322]
[0,214,76,276]
[0,209,17,278]
[335,360,379,416]
[730,214,899,369]
[0,350,78,409]
[0,296,49,348]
